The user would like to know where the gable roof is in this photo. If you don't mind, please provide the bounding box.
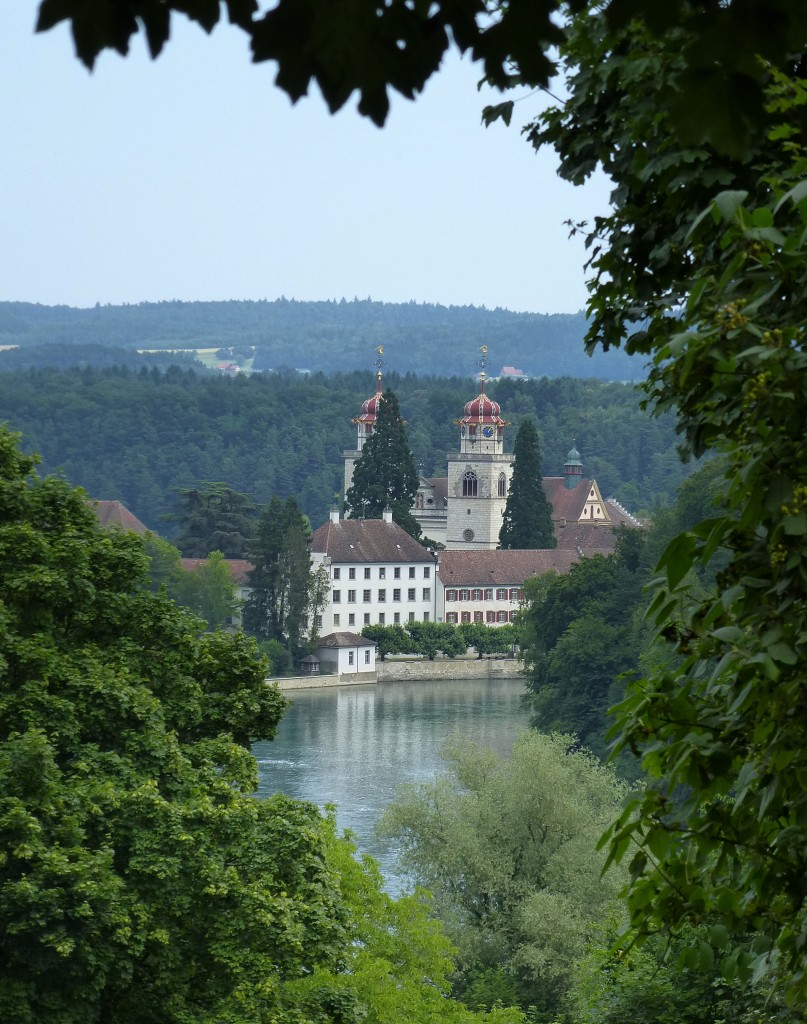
[438,548,580,587]
[181,558,254,586]
[317,631,376,649]
[89,500,150,535]
[311,517,436,564]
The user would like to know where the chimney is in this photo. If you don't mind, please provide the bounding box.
[382,506,393,524]
[330,507,340,525]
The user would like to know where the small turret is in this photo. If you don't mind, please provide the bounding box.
[564,443,583,489]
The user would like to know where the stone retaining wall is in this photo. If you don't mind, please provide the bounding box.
[272,671,376,691]
[378,658,523,682]
[271,660,523,691]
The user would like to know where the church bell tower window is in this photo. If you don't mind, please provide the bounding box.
[462,471,478,497]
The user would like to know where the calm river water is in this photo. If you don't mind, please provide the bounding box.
[254,676,528,887]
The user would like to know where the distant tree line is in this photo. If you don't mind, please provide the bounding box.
[0,298,641,380]
[0,366,690,536]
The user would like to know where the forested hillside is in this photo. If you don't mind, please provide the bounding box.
[0,299,641,380]
[0,366,687,534]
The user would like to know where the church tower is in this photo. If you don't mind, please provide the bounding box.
[445,349,513,549]
[344,346,384,498]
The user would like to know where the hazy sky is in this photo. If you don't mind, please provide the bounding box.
[2,6,611,314]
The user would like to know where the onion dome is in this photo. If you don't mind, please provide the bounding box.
[458,391,507,426]
[565,444,582,467]
[353,372,383,427]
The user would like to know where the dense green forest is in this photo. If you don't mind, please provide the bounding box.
[0,299,642,380]
[0,366,687,535]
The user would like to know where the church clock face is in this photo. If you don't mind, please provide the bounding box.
[482,426,494,438]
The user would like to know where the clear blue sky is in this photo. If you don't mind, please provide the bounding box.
[1,6,611,314]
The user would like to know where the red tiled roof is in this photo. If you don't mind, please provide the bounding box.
[181,558,254,585]
[89,500,150,535]
[311,518,436,564]
[542,477,601,522]
[553,523,619,553]
[438,548,580,587]
[317,631,376,648]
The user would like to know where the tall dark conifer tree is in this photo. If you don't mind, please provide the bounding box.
[243,496,312,658]
[345,388,422,539]
[499,419,556,549]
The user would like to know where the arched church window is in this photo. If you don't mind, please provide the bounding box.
[462,471,478,497]
[498,473,507,497]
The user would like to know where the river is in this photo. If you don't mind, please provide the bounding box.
[254,676,529,888]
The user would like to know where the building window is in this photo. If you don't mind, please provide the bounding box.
[484,588,493,600]
[498,611,508,623]
[423,566,430,579]
[424,612,430,622]
[496,588,508,600]
[349,568,356,580]
[334,614,341,626]
[364,567,371,579]
[447,612,458,624]
[408,588,416,601]
[474,611,483,623]
[510,588,523,601]
[472,588,482,600]
[393,588,401,601]
[364,648,371,664]
[394,612,400,624]
[348,651,354,665]
[462,471,478,497]
[459,589,470,601]
[363,589,371,602]
[409,567,416,579]
[378,589,386,602]
[422,587,430,601]
[379,567,386,579]
[461,611,471,623]
[408,612,415,622]
[446,589,456,602]
[333,590,341,603]
[486,611,496,623]
[333,567,341,580]
[498,472,507,497]
[510,611,518,622]
[348,613,355,626]
[394,567,401,579]
[379,613,385,624]
[364,613,370,625]
[348,590,356,603]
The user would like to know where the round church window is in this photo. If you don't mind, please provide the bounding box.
[463,528,475,542]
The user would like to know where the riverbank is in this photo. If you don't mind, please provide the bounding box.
[271,657,524,691]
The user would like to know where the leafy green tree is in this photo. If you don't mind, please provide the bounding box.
[243,495,312,661]
[143,532,184,593]
[528,8,807,1002]
[379,732,627,1017]
[361,623,413,660]
[345,387,422,539]
[405,620,465,660]
[165,480,257,557]
[0,426,349,1023]
[498,418,555,549]
[174,549,241,630]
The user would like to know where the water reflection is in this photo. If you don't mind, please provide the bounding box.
[254,676,528,887]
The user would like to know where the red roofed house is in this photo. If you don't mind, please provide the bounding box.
[311,507,437,636]
[437,548,580,625]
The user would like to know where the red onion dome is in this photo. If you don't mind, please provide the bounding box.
[457,390,509,427]
[353,376,383,425]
